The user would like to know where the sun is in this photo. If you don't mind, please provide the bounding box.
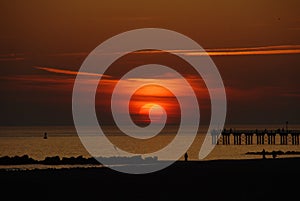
[128,84,181,125]
[139,103,165,122]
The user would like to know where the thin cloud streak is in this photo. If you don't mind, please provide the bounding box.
[0,57,25,61]
[34,66,111,78]
[1,45,300,62]
[135,45,300,56]
[47,52,88,57]
[0,53,25,61]
[23,45,300,59]
[186,49,300,56]
[206,45,300,51]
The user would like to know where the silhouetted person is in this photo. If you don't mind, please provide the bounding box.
[184,152,188,162]
[262,149,266,159]
[272,151,277,159]
[43,132,48,139]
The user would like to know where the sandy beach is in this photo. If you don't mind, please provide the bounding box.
[1,157,300,201]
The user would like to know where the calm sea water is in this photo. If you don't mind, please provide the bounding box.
[1,125,300,169]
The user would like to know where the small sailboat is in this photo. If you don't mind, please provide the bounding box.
[43,132,48,139]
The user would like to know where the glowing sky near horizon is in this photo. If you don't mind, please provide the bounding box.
[1,0,300,125]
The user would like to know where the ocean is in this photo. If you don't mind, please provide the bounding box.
[1,124,300,169]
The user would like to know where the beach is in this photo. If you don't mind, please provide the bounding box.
[1,158,300,201]
[1,126,300,200]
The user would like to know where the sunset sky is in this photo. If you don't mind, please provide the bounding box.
[1,0,300,126]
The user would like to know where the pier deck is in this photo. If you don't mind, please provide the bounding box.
[211,129,300,145]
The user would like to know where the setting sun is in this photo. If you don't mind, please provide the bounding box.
[129,84,181,126]
[139,103,165,123]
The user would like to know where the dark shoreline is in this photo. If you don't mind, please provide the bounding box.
[1,157,300,201]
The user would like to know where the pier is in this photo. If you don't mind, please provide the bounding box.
[211,128,300,145]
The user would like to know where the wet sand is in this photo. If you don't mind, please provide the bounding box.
[1,158,300,201]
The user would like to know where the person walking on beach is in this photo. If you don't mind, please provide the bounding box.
[43,132,48,139]
[262,149,266,159]
[184,152,188,161]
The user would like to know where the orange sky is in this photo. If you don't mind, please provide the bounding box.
[1,0,300,125]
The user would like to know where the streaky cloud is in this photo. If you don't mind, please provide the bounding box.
[34,66,111,78]
[38,45,300,58]
[133,44,300,56]
[0,53,25,61]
